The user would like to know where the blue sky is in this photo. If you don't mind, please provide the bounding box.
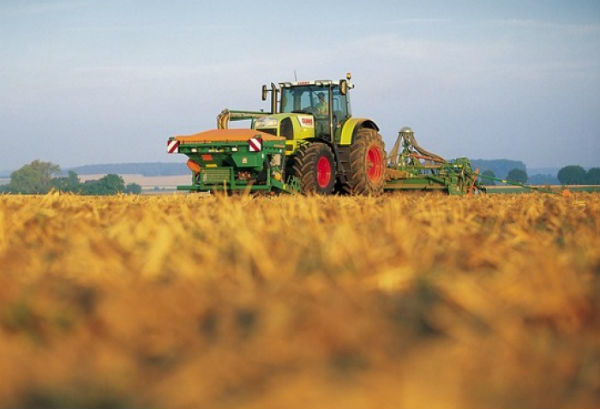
[1,0,599,171]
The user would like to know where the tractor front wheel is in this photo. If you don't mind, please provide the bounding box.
[291,142,336,194]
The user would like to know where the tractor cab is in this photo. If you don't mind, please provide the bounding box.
[255,75,354,154]
[279,80,352,140]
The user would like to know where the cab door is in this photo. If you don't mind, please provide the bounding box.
[332,85,351,141]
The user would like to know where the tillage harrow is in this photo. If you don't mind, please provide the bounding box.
[385,127,483,195]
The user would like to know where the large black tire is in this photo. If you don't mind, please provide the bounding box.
[341,128,386,195]
[290,142,336,195]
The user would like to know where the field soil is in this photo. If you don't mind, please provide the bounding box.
[0,193,599,409]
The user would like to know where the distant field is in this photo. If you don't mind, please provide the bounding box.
[0,193,598,409]
[79,173,190,192]
[486,184,600,193]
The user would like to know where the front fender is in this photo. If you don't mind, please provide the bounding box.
[339,118,379,145]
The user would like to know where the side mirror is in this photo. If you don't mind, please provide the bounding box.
[340,80,347,95]
[261,84,268,101]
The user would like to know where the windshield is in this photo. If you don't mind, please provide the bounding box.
[280,85,350,119]
[280,85,327,114]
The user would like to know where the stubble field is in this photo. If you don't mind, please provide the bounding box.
[0,192,599,409]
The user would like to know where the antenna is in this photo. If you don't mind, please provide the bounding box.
[294,70,298,81]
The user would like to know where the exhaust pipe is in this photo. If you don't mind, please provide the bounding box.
[271,82,278,114]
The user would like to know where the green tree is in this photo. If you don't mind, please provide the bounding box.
[557,165,586,185]
[507,168,527,184]
[481,170,496,186]
[8,160,60,194]
[81,174,126,195]
[585,168,600,185]
[124,183,142,194]
[51,170,82,193]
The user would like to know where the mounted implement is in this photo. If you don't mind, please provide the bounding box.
[167,74,483,195]
[385,127,485,195]
[168,129,296,193]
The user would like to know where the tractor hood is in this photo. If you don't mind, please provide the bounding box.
[253,112,316,145]
[254,113,315,131]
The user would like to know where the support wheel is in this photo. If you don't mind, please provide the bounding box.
[343,128,385,195]
[291,142,336,194]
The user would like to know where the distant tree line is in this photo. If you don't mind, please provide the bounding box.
[479,168,528,186]
[474,165,599,187]
[0,160,142,195]
[2,160,598,193]
[527,174,559,185]
[472,159,554,186]
[557,165,600,185]
[470,159,526,179]
[70,162,188,177]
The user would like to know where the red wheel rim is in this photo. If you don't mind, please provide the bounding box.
[317,156,332,188]
[366,145,383,182]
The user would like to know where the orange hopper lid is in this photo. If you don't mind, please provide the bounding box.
[175,129,284,143]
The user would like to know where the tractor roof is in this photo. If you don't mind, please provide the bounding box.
[279,80,337,88]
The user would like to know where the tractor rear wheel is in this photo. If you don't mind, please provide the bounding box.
[291,142,336,194]
[343,128,386,195]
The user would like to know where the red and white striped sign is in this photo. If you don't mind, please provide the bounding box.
[248,136,262,152]
[167,139,179,153]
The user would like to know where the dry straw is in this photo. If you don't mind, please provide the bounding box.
[0,193,598,409]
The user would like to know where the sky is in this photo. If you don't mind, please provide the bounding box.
[1,0,599,172]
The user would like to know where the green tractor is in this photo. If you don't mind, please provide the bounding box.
[169,74,386,195]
